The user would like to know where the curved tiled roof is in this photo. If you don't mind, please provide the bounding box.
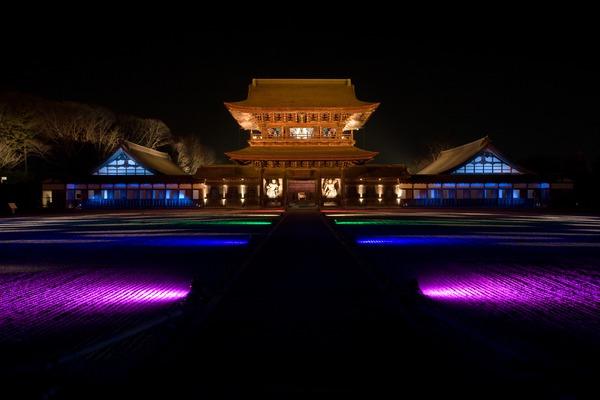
[122,141,187,175]
[225,79,378,109]
[417,137,490,175]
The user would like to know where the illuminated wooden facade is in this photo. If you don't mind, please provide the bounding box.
[222,79,384,207]
[225,79,379,168]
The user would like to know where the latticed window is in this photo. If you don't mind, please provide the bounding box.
[290,127,314,139]
[94,150,153,176]
[274,113,282,122]
[267,127,282,138]
[308,113,318,122]
[321,113,330,122]
[322,127,337,138]
[452,152,520,174]
[286,113,295,122]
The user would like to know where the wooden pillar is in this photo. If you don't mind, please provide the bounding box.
[316,165,321,208]
[259,164,264,208]
[340,163,345,208]
[283,165,288,209]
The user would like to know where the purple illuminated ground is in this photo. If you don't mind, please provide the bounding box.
[0,210,277,373]
[329,210,600,394]
[1,209,599,397]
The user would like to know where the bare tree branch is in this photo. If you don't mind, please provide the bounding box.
[1,93,180,176]
[408,141,451,173]
[0,101,49,172]
[119,116,172,149]
[173,135,216,174]
[0,139,23,169]
[37,101,120,159]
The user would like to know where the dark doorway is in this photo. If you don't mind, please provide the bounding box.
[287,180,317,208]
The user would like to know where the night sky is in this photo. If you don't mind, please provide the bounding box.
[2,27,599,169]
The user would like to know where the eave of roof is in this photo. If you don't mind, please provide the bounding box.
[121,141,187,175]
[225,145,378,162]
[417,137,490,175]
[417,136,532,175]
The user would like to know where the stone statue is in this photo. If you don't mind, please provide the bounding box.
[266,179,280,199]
[323,179,338,199]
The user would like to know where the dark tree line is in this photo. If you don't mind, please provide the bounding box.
[0,93,214,178]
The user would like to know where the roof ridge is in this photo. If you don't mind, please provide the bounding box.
[252,78,352,86]
[123,141,170,159]
[440,136,489,153]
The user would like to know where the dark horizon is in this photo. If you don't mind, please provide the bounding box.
[2,29,599,169]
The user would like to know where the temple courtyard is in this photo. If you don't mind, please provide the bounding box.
[1,209,598,397]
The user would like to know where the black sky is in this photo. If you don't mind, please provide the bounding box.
[2,26,599,168]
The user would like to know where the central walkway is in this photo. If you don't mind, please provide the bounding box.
[129,211,492,396]
[199,210,402,393]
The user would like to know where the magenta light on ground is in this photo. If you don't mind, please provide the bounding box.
[419,265,599,324]
[96,286,190,304]
[0,269,190,340]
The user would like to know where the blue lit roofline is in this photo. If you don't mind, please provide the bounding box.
[451,150,522,175]
[91,147,155,176]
